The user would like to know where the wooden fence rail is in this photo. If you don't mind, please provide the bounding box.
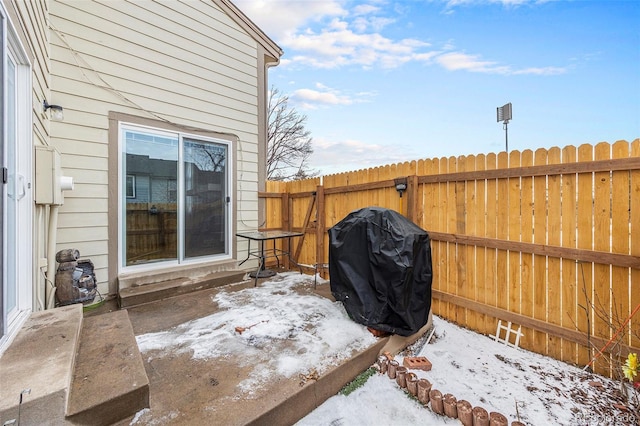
[260,140,640,377]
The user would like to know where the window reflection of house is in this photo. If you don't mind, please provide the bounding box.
[124,148,228,262]
[125,154,178,204]
[183,145,227,258]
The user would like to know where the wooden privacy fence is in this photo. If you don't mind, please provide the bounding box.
[260,140,640,376]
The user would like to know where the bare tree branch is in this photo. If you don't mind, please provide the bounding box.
[267,87,318,181]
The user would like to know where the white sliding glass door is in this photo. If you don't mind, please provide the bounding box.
[1,4,32,346]
[119,124,231,271]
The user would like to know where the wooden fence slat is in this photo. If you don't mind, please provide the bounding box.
[547,147,563,360]
[611,141,631,351]
[496,152,510,317]
[593,142,612,376]
[464,155,477,332]
[577,144,595,365]
[485,153,498,334]
[315,185,325,274]
[508,150,522,322]
[533,148,548,353]
[473,154,489,335]
[455,156,467,325]
[423,158,441,315]
[561,145,578,364]
[520,149,535,350]
[631,139,640,350]
[437,157,449,318]
[447,156,459,321]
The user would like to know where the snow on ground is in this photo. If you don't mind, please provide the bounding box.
[135,272,639,425]
[298,315,639,426]
[135,272,377,395]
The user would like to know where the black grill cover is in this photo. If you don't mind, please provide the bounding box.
[329,207,432,336]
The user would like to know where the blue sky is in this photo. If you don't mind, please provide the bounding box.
[235,0,640,176]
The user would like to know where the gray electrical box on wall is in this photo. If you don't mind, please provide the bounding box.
[35,145,73,205]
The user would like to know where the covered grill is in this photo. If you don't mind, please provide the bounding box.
[329,207,433,336]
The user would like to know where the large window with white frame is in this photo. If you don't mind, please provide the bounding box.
[119,124,231,270]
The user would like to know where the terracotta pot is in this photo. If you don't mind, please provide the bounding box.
[387,360,399,379]
[473,406,489,426]
[489,412,508,426]
[395,366,408,388]
[429,389,444,415]
[417,379,432,404]
[457,400,473,426]
[406,373,418,396]
[377,355,388,374]
[443,393,458,418]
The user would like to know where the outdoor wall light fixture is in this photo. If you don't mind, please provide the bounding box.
[394,177,408,198]
[43,100,64,121]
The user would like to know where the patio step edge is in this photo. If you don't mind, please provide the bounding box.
[66,310,149,425]
[0,305,83,425]
[245,314,433,426]
[247,338,389,426]
[118,270,248,308]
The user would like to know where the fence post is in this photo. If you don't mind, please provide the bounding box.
[315,185,326,277]
[282,191,291,269]
[406,174,419,224]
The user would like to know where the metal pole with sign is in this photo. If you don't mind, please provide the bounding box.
[496,103,512,152]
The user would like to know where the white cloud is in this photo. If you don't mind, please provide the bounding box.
[436,51,568,75]
[233,0,346,40]
[235,1,434,70]
[445,0,540,7]
[310,137,420,175]
[436,51,511,74]
[512,66,567,75]
[352,16,395,32]
[236,1,567,75]
[352,4,380,16]
[283,22,433,69]
[289,84,375,110]
[291,88,354,108]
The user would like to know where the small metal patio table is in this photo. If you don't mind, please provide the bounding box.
[236,230,304,286]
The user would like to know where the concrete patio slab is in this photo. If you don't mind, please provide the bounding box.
[106,275,431,425]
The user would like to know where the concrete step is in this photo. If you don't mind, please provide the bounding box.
[0,305,83,425]
[118,270,247,308]
[66,310,149,426]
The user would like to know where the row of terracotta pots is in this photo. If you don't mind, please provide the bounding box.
[377,356,526,426]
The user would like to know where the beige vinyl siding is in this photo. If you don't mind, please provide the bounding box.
[51,62,259,134]
[52,1,258,91]
[2,0,51,145]
[50,0,266,295]
[8,0,52,144]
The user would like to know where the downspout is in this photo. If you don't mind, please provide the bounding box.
[35,205,45,311]
[45,204,59,309]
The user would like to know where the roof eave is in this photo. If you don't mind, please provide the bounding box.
[215,0,283,65]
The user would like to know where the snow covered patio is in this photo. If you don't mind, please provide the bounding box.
[116,272,638,425]
[119,272,428,425]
